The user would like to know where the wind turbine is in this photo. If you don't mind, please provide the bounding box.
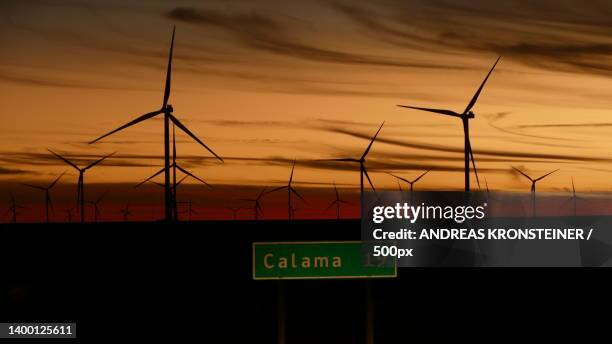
[325,182,351,220]
[87,191,108,222]
[88,26,223,222]
[65,208,75,222]
[267,160,307,220]
[120,204,131,222]
[387,168,432,193]
[21,172,65,222]
[137,168,208,220]
[484,176,491,201]
[327,121,384,197]
[387,169,432,204]
[512,166,559,217]
[48,150,114,223]
[398,57,501,192]
[4,193,24,223]
[177,199,197,221]
[227,207,242,220]
[240,188,266,220]
[567,177,586,216]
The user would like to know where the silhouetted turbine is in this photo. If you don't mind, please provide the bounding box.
[120,204,131,222]
[21,171,65,223]
[398,57,501,192]
[5,192,24,223]
[137,166,208,221]
[48,150,114,223]
[227,207,242,220]
[267,160,307,220]
[240,188,266,220]
[512,166,559,217]
[387,168,432,193]
[88,26,223,222]
[65,208,75,222]
[87,190,108,223]
[567,177,587,216]
[326,182,351,220]
[177,200,197,221]
[387,168,432,204]
[327,122,384,198]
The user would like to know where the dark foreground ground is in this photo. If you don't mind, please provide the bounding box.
[1,219,609,342]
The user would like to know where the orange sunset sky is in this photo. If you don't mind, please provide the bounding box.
[2,0,612,220]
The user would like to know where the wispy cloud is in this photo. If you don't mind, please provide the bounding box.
[334,0,612,77]
[515,123,612,129]
[324,126,612,163]
[166,6,466,70]
[0,166,34,175]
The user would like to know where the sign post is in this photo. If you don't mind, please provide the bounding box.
[253,241,396,344]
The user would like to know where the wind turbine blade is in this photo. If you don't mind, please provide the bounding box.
[257,187,267,200]
[363,167,376,191]
[512,166,533,182]
[135,166,166,187]
[84,152,115,170]
[289,159,296,184]
[361,121,385,160]
[325,200,338,210]
[397,105,461,117]
[535,169,560,181]
[385,172,410,184]
[464,56,501,114]
[21,183,45,191]
[333,182,339,199]
[89,110,163,144]
[290,187,307,204]
[48,171,66,189]
[150,182,163,189]
[97,190,108,203]
[47,149,80,171]
[163,26,175,108]
[339,200,353,205]
[413,168,432,183]
[468,140,480,189]
[267,185,288,194]
[571,177,575,194]
[175,165,212,189]
[175,174,189,187]
[169,114,223,162]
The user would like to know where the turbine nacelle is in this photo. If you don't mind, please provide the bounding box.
[465,110,475,119]
[165,104,174,113]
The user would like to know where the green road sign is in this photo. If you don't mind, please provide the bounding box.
[253,241,397,280]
